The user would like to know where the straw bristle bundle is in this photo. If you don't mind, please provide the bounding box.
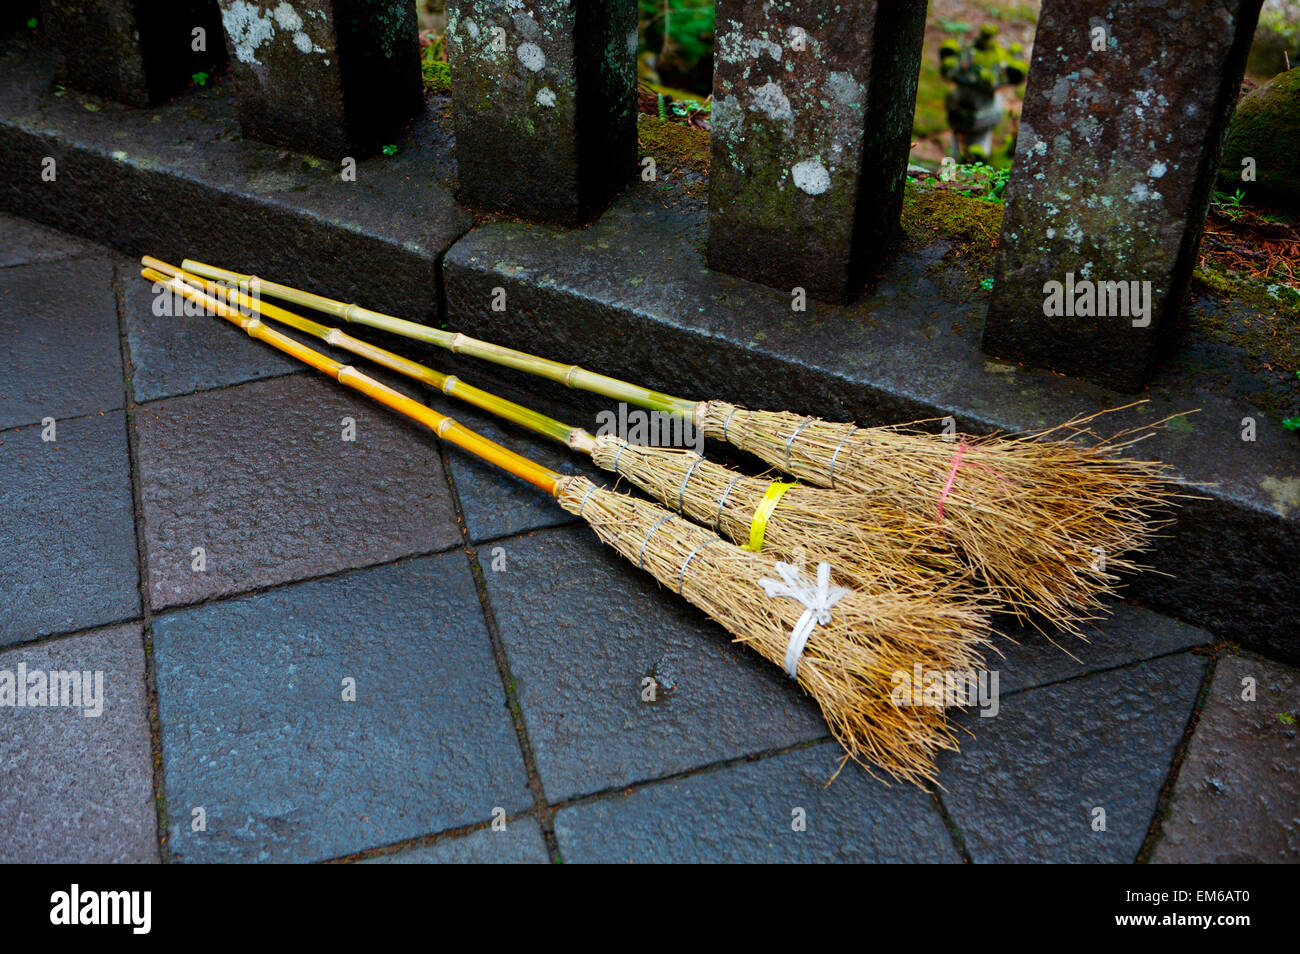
[556,476,993,786]
[700,402,1181,634]
[589,435,981,602]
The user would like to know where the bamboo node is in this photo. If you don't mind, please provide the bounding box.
[568,430,598,455]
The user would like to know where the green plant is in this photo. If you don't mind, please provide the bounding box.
[381,144,397,157]
[191,71,209,87]
[26,16,38,29]
[1212,188,1247,221]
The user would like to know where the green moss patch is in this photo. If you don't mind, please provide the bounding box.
[1189,263,1300,420]
[422,59,451,95]
[1219,68,1300,206]
[899,184,1004,275]
[637,115,709,174]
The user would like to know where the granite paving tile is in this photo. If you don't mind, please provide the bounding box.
[120,261,300,403]
[481,524,829,802]
[361,817,549,864]
[0,213,98,268]
[555,742,960,863]
[0,411,139,646]
[134,373,462,609]
[1152,654,1300,863]
[0,256,123,430]
[993,602,1212,696]
[0,623,158,863]
[940,653,1207,863]
[153,553,532,863]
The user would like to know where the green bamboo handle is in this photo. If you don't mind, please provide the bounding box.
[180,258,702,419]
[148,258,585,448]
[142,267,565,494]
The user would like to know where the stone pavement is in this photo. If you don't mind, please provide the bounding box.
[1,212,1296,864]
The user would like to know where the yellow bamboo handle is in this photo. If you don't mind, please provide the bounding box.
[140,268,562,494]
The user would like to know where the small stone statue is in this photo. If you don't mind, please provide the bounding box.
[940,25,1028,162]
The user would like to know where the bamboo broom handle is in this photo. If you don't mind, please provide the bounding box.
[146,257,586,449]
[179,258,701,419]
[141,268,563,494]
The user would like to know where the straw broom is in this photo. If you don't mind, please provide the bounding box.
[141,266,993,787]
[175,259,1181,634]
[144,257,981,605]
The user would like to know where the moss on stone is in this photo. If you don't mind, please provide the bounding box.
[422,59,450,95]
[1219,67,1300,206]
[1188,263,1300,419]
[1192,263,1300,323]
[637,115,709,174]
[899,184,1004,274]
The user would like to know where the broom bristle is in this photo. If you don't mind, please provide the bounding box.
[700,402,1181,635]
[556,475,993,787]
[589,435,983,603]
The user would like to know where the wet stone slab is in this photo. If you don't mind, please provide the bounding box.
[153,553,531,863]
[427,388,603,544]
[361,817,549,863]
[1152,654,1300,863]
[134,373,462,609]
[0,256,123,431]
[121,260,300,403]
[0,623,158,863]
[0,212,99,268]
[480,523,828,802]
[940,652,1207,863]
[554,741,960,863]
[0,412,139,647]
[992,602,1212,696]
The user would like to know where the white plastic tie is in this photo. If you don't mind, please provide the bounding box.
[757,562,849,679]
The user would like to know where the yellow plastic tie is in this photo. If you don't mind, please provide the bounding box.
[743,482,795,552]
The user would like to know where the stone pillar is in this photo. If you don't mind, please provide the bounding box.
[445,0,638,226]
[706,0,928,304]
[216,0,423,158]
[983,0,1265,392]
[39,0,225,107]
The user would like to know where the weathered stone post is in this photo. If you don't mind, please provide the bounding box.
[706,1,928,304]
[444,0,638,226]
[38,0,225,107]
[216,0,423,157]
[983,0,1265,392]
